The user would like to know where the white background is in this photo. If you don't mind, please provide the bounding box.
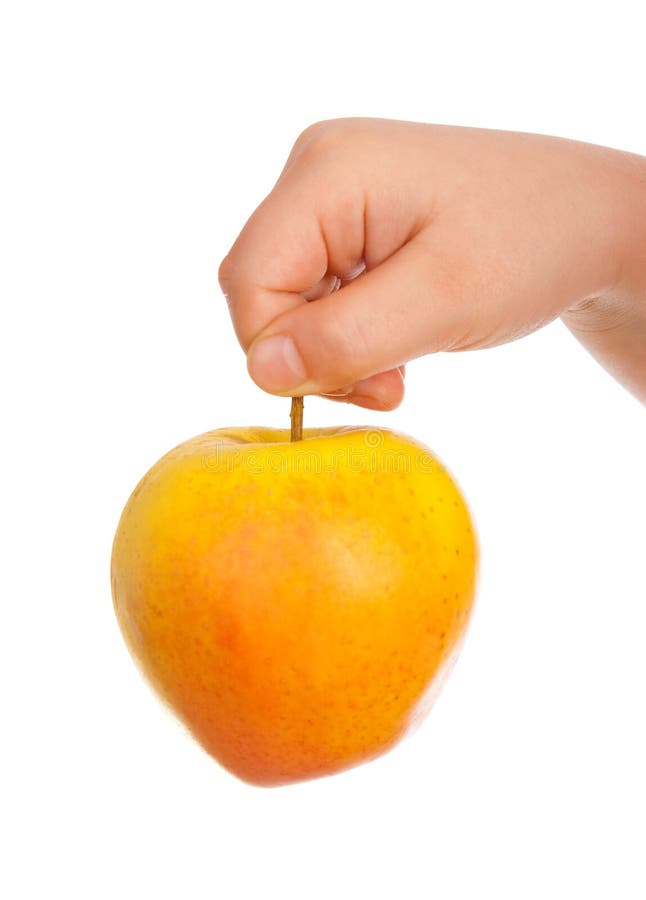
[1,2,645,898]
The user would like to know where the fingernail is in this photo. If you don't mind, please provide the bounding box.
[247,334,307,392]
[319,385,354,397]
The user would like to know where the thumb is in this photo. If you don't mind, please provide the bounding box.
[246,235,463,396]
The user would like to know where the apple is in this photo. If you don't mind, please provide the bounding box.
[111,424,477,786]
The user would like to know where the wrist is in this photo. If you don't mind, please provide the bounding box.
[610,148,646,301]
[564,145,646,314]
[560,146,646,403]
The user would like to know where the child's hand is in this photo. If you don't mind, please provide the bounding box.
[219,119,646,407]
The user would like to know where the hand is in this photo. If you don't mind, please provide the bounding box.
[219,119,646,407]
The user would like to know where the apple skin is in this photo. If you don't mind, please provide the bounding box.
[111,426,478,787]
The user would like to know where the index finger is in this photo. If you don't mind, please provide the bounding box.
[218,157,366,350]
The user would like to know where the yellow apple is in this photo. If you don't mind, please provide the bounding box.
[111,426,477,786]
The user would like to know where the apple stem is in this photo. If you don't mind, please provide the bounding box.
[290,396,304,442]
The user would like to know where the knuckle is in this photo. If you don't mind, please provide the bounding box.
[218,254,240,318]
[293,119,332,150]
[218,254,235,294]
[291,119,350,163]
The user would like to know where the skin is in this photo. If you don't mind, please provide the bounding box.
[111,427,477,786]
[219,119,646,408]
